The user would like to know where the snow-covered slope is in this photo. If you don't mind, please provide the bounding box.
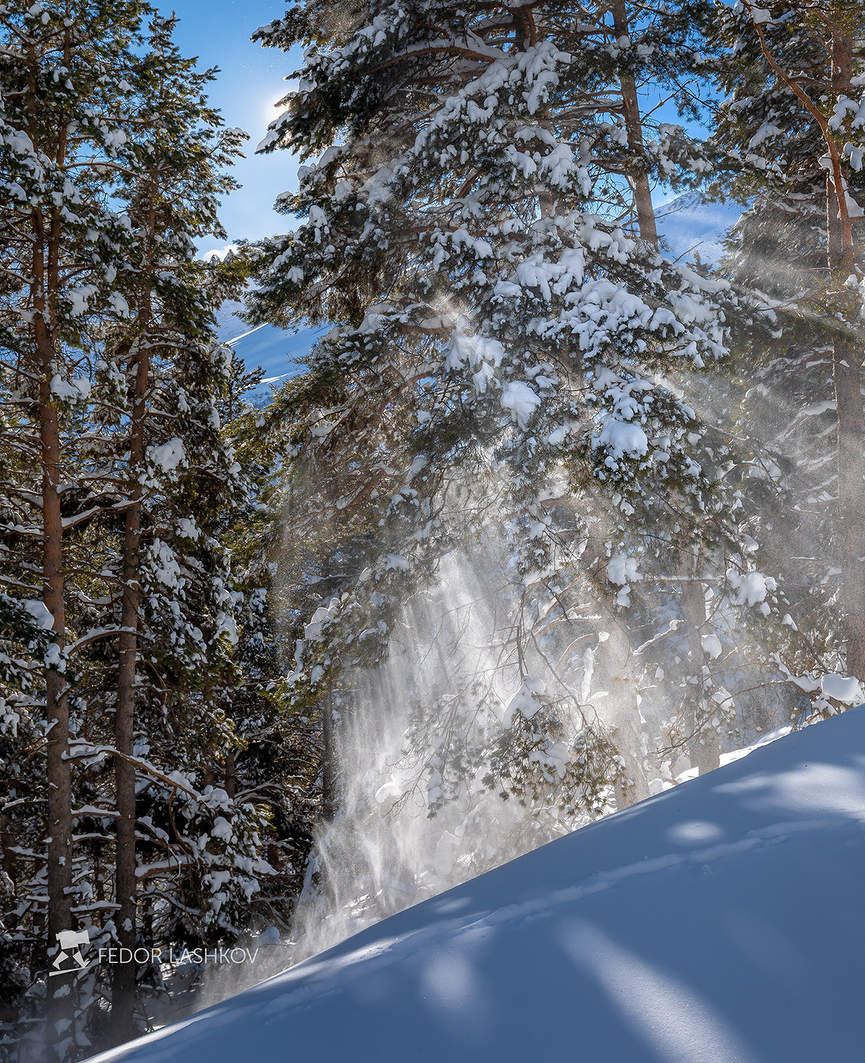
[214,300,322,404]
[225,323,319,405]
[92,710,865,1063]
[656,191,742,263]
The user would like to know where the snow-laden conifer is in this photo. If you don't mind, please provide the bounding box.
[0,8,276,1054]
[709,0,865,706]
[251,0,757,824]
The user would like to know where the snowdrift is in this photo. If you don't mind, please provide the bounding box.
[92,709,865,1063]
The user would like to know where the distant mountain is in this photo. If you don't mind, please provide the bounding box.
[656,191,744,263]
[215,300,324,405]
[213,300,250,344]
[216,194,743,404]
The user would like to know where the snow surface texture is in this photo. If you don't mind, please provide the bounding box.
[655,192,741,264]
[91,709,865,1063]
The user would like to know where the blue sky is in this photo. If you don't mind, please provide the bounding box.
[160,2,735,369]
[158,3,719,255]
[159,1,300,250]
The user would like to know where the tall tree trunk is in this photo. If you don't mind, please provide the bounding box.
[25,30,78,1041]
[827,28,865,680]
[829,221,865,679]
[680,552,720,773]
[111,324,149,1044]
[595,613,649,809]
[40,367,74,1020]
[110,511,139,1042]
[320,692,338,823]
[611,0,658,247]
[33,220,74,1047]
[603,0,656,806]
[611,1,719,766]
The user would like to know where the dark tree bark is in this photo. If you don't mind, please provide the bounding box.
[827,28,865,680]
[32,166,74,1046]
[40,363,73,987]
[320,693,338,823]
[611,0,658,248]
[111,329,148,1044]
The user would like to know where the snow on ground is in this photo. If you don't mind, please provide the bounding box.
[673,725,792,784]
[90,709,865,1063]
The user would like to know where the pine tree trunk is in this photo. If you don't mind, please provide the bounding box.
[827,28,865,680]
[40,371,74,1022]
[611,0,658,247]
[581,533,649,809]
[320,693,338,822]
[829,207,865,679]
[111,508,139,1043]
[111,326,149,1045]
[609,4,719,769]
[600,622,649,809]
[680,556,720,773]
[34,227,74,1047]
[224,750,237,799]
[605,0,656,806]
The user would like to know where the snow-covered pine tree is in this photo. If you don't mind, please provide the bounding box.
[84,16,262,1044]
[0,2,147,1052]
[709,0,865,705]
[250,0,754,818]
[215,358,324,931]
[1,7,278,1054]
